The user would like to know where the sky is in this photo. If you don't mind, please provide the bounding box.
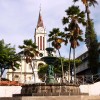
[0,0,100,58]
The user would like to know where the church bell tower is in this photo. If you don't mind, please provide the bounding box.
[34,10,47,59]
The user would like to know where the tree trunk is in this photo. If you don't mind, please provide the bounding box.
[68,45,71,83]
[58,49,64,83]
[0,68,5,81]
[85,3,91,48]
[0,68,2,81]
[73,48,76,84]
[85,3,98,75]
[30,61,36,82]
[30,62,35,75]
[1,68,5,77]
[86,4,91,26]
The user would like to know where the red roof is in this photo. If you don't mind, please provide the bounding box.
[37,11,44,28]
[0,81,23,86]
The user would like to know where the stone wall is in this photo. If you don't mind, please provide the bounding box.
[0,81,100,97]
[20,83,80,96]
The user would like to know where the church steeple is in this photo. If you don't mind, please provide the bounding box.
[37,10,44,28]
[34,9,47,59]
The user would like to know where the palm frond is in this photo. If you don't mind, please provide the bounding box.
[73,0,79,2]
[47,38,54,42]
[62,17,69,25]
[24,39,33,46]
[77,36,84,42]
[82,0,87,5]
[19,39,39,60]
[78,11,85,18]
[56,38,64,43]
[89,0,98,7]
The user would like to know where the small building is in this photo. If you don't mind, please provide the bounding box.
[76,47,100,83]
[76,51,90,75]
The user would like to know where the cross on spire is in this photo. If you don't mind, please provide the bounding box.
[40,4,41,12]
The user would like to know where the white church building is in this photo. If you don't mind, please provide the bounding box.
[7,11,48,83]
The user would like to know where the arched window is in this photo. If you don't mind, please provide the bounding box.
[14,75,19,81]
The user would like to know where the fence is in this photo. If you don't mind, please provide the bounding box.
[38,73,100,85]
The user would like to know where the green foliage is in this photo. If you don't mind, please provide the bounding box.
[38,64,48,74]
[73,0,99,75]
[65,6,80,16]
[19,39,39,75]
[62,17,69,25]
[73,0,78,2]
[48,28,65,49]
[48,28,65,81]
[0,40,21,77]
[63,5,86,26]
[38,57,81,74]
[19,39,39,63]
[55,57,81,72]
[62,5,86,49]
[73,0,98,7]
[86,21,99,74]
[89,0,98,7]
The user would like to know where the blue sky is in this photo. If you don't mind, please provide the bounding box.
[0,0,100,58]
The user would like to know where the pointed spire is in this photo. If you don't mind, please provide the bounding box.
[37,7,44,28]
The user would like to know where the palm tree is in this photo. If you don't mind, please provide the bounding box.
[19,39,39,75]
[48,28,66,83]
[73,0,98,48]
[73,0,99,76]
[62,5,86,83]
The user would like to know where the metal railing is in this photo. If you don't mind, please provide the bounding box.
[38,73,100,85]
[76,73,100,85]
[1,73,100,86]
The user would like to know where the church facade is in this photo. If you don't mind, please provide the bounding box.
[7,11,47,83]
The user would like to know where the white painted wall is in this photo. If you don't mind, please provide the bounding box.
[0,82,100,97]
[80,81,100,96]
[0,86,21,97]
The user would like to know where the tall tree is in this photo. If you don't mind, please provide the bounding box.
[48,28,66,82]
[86,21,99,75]
[19,39,39,74]
[0,40,21,79]
[73,0,99,75]
[73,0,98,47]
[62,5,86,83]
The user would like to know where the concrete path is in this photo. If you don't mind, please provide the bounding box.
[1,96,100,100]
